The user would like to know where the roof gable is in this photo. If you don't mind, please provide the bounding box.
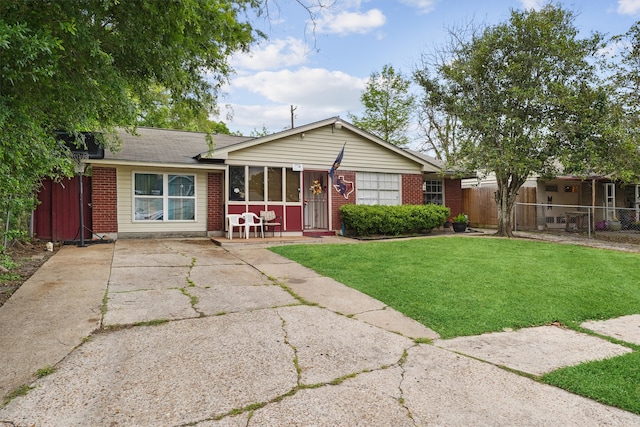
[95,120,445,174]
[202,117,442,173]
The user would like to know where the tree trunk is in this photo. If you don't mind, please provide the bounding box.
[495,176,524,237]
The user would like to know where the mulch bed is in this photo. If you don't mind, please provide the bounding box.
[0,241,59,309]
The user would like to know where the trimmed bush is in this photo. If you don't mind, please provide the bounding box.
[340,204,449,236]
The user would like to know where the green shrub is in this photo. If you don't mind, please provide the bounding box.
[452,213,468,223]
[340,204,449,236]
[0,252,17,271]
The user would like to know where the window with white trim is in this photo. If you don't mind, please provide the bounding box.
[356,172,400,205]
[423,179,443,205]
[134,173,195,221]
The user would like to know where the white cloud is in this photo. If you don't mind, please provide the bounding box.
[316,9,386,35]
[230,38,309,71]
[598,38,625,58]
[518,0,546,10]
[221,104,295,131]
[397,0,437,14]
[617,0,640,15]
[222,103,351,134]
[221,67,367,133]
[232,67,366,107]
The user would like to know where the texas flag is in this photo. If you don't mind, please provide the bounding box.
[328,143,345,183]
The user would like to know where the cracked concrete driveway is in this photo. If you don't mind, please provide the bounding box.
[1,238,639,426]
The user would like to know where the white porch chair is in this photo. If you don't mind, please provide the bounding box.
[242,212,264,239]
[260,210,282,237]
[226,214,244,240]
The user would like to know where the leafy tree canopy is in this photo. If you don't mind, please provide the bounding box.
[249,125,272,137]
[0,0,261,240]
[136,84,232,135]
[414,4,639,236]
[349,64,415,147]
[605,21,640,182]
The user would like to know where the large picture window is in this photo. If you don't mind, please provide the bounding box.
[134,173,195,221]
[356,172,400,205]
[423,179,443,205]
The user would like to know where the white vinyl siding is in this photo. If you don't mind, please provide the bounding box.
[225,126,427,174]
[356,172,400,205]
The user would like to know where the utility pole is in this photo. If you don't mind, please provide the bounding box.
[290,105,297,129]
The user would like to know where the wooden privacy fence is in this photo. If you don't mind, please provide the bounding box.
[462,187,537,229]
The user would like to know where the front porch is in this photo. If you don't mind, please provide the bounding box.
[210,234,345,248]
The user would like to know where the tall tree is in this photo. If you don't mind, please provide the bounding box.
[349,64,415,147]
[414,5,632,237]
[136,85,233,134]
[606,22,640,183]
[414,86,461,163]
[413,22,481,163]
[0,0,261,243]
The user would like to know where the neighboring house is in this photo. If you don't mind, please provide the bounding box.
[34,117,463,240]
[462,174,640,230]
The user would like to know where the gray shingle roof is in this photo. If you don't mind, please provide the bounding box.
[104,127,252,164]
[404,148,445,169]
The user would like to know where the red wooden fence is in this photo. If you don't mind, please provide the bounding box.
[34,176,92,242]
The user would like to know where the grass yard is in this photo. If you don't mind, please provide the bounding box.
[271,237,640,339]
[542,352,640,414]
[271,236,640,414]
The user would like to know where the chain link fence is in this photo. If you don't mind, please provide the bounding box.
[515,202,640,240]
[1,194,35,250]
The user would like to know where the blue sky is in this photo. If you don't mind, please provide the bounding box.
[214,0,640,138]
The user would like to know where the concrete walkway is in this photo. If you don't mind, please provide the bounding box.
[0,244,112,400]
[0,237,639,426]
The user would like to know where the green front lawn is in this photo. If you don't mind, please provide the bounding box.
[271,237,640,414]
[542,352,640,414]
[271,237,640,339]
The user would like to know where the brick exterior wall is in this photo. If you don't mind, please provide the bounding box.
[331,172,447,231]
[445,178,463,217]
[207,172,224,233]
[86,169,462,236]
[402,174,423,205]
[91,166,118,233]
[330,171,356,231]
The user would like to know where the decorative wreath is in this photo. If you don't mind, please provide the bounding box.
[310,179,322,195]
